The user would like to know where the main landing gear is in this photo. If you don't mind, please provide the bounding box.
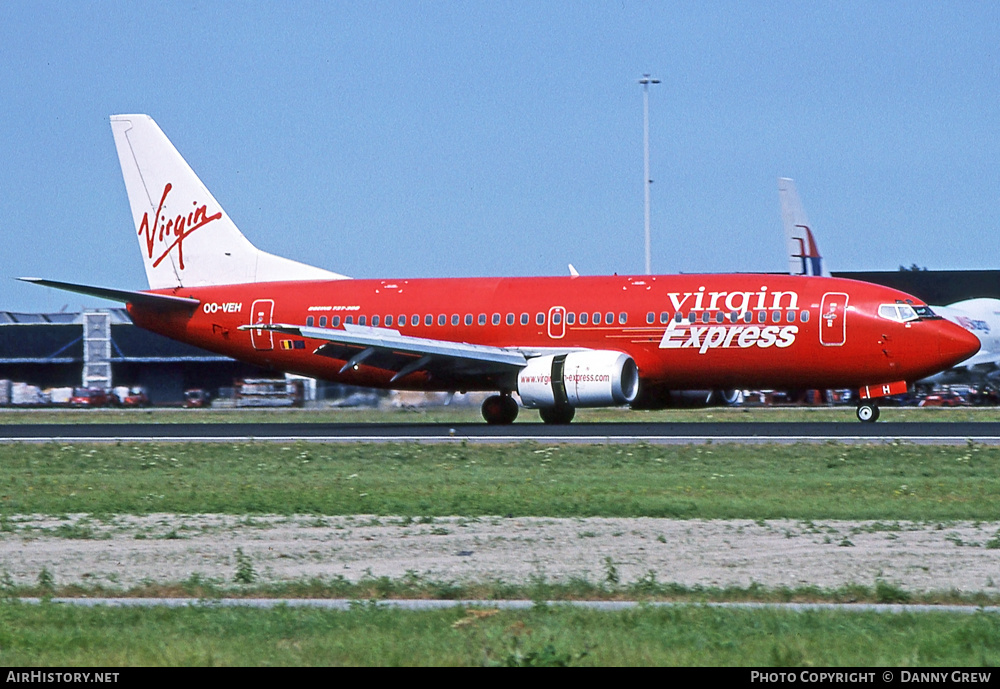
[539,406,575,425]
[482,394,519,425]
[480,395,578,425]
[856,402,880,423]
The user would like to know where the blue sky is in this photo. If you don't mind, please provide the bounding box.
[3,1,999,313]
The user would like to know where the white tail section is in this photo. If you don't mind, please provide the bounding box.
[779,177,829,278]
[110,114,347,289]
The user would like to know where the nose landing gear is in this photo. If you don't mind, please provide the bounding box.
[856,402,880,423]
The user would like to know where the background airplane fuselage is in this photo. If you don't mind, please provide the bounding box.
[128,273,977,394]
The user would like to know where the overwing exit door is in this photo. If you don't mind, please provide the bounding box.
[548,306,566,339]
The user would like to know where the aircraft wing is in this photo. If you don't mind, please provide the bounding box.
[241,322,530,384]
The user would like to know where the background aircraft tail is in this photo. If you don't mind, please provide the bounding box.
[110,114,347,290]
[779,177,829,277]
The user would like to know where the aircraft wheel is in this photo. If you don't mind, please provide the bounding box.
[856,403,880,423]
[539,406,576,425]
[482,394,518,425]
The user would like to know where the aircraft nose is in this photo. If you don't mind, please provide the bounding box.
[936,320,981,368]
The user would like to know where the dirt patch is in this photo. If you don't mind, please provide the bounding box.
[2,514,999,593]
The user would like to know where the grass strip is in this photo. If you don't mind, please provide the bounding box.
[2,441,999,519]
[1,601,999,666]
[8,575,1000,607]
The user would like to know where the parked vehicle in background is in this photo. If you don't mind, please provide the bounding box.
[234,379,304,408]
[967,385,1000,406]
[48,387,74,405]
[184,388,211,408]
[122,386,150,407]
[918,390,969,407]
[70,387,111,407]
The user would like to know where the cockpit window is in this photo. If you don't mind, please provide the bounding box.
[913,305,940,319]
[879,303,929,322]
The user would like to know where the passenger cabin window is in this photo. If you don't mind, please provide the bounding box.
[465,314,473,326]
[579,312,588,325]
[566,312,575,325]
[438,314,446,326]
[660,312,669,324]
[346,316,354,325]
[592,312,601,325]
[492,313,500,325]
[452,315,459,326]
[757,311,767,324]
[521,313,529,325]
[506,313,515,326]
[800,311,809,323]
[479,314,487,326]
[358,316,366,326]
[424,314,433,326]
[319,316,327,327]
[606,312,614,325]
[536,313,545,325]
[619,312,627,325]
[411,314,419,326]
[306,316,314,327]
[647,312,655,324]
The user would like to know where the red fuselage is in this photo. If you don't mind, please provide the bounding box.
[127,273,979,395]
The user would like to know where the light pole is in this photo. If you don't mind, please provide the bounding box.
[639,74,660,275]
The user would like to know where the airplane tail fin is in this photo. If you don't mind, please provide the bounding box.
[779,177,829,277]
[110,114,348,290]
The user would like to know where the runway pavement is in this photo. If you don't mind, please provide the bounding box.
[2,421,1000,443]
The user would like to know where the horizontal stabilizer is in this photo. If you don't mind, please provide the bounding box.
[18,277,200,309]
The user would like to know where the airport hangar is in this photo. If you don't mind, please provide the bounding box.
[1,270,996,405]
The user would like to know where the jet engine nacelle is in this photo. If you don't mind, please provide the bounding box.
[517,351,639,409]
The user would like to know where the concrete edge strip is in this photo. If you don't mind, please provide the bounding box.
[13,598,1000,614]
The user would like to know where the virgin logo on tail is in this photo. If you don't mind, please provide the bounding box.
[138,183,222,270]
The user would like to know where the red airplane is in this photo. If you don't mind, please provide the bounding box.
[21,115,980,423]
